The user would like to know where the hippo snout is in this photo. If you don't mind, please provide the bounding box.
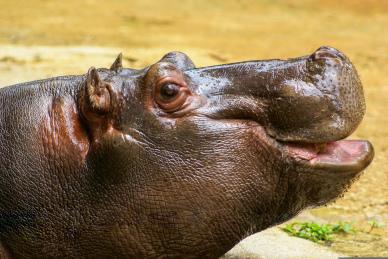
[193,46,365,144]
[265,46,365,143]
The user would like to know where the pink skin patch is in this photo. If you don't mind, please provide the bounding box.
[284,140,373,172]
[310,140,372,164]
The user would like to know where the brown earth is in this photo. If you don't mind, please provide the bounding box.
[0,0,387,257]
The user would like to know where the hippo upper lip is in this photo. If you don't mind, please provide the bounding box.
[282,139,374,173]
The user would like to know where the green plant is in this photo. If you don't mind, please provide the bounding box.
[281,221,355,243]
[331,221,356,234]
[368,219,384,233]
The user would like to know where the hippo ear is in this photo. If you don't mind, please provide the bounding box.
[79,67,115,142]
[110,53,123,72]
[84,67,112,114]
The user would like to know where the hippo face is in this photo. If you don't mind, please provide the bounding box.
[71,46,373,256]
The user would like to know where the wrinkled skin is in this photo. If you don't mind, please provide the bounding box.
[0,46,373,258]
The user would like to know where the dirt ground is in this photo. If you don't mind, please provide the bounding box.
[0,0,387,257]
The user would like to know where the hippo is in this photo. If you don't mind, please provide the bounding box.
[0,46,373,258]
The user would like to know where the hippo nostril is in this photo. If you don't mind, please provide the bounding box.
[310,46,345,64]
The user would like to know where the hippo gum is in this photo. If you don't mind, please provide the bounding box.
[0,47,373,258]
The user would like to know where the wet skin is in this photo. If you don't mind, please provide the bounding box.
[0,46,373,258]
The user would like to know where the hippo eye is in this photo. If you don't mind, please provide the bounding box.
[155,80,190,112]
[160,83,180,101]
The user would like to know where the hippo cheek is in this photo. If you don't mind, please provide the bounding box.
[144,118,289,221]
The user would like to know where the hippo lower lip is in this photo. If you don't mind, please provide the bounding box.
[284,140,374,173]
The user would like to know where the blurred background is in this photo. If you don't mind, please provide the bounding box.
[0,0,387,257]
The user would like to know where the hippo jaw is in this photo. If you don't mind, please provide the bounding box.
[239,119,373,214]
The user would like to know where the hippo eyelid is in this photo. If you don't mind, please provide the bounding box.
[155,76,188,89]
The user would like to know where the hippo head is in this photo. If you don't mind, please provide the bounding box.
[76,46,373,257]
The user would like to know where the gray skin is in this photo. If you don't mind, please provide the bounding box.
[0,46,373,258]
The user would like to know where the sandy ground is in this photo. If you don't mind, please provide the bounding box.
[0,0,387,257]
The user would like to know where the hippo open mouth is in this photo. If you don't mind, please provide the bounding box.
[282,139,373,173]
